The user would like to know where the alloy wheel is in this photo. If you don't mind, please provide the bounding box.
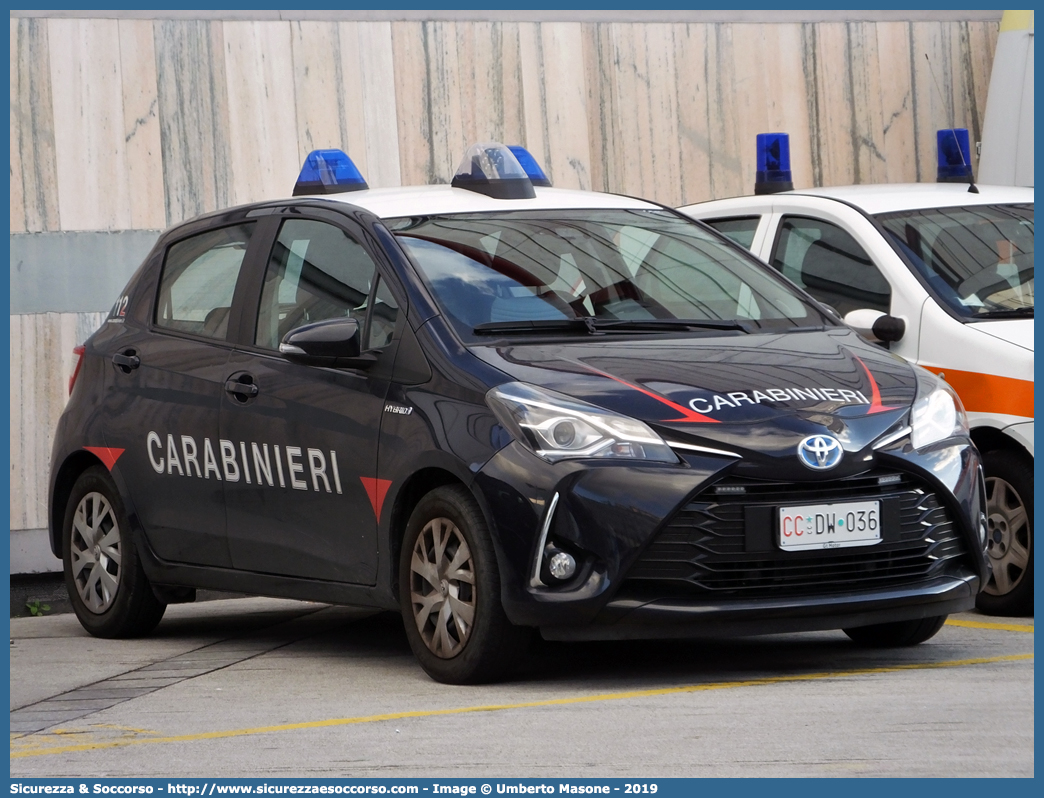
[69,492,123,613]
[983,476,1030,596]
[409,517,476,658]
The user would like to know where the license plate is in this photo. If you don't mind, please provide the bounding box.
[778,500,881,551]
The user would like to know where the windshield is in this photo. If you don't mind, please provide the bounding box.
[389,209,826,341]
[876,204,1033,319]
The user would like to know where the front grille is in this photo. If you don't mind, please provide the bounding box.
[622,471,968,599]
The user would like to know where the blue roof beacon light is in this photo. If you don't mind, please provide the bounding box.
[507,145,552,187]
[292,149,368,196]
[451,142,536,199]
[754,132,794,195]
[936,128,974,183]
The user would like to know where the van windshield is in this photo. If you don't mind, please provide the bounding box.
[388,209,827,341]
[876,204,1034,319]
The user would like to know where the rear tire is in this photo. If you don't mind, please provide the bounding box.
[976,449,1033,617]
[63,466,166,638]
[843,615,947,647]
[399,485,530,684]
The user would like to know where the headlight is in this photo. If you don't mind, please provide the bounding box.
[486,382,677,463]
[910,367,969,449]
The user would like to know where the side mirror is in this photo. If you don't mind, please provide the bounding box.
[844,308,906,343]
[279,317,375,368]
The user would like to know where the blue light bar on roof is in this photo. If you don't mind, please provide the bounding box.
[936,128,974,183]
[293,149,368,196]
[507,145,551,187]
[754,133,794,195]
[451,142,536,200]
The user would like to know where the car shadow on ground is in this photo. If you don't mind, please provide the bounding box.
[175,605,975,688]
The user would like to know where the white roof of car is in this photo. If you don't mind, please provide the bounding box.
[292,184,660,219]
[681,182,1034,216]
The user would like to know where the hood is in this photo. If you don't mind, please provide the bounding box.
[967,317,1034,352]
[471,328,918,477]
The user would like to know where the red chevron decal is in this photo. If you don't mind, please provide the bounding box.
[84,447,125,471]
[854,356,900,414]
[359,477,393,523]
[582,365,719,423]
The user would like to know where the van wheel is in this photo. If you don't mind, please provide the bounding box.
[976,449,1033,617]
[843,615,947,647]
[399,485,529,684]
[63,466,166,637]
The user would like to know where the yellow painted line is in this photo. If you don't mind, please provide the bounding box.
[946,618,1034,633]
[10,652,1032,759]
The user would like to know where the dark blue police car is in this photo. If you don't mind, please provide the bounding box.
[50,144,990,683]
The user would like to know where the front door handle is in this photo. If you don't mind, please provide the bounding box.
[112,351,140,372]
[224,377,259,399]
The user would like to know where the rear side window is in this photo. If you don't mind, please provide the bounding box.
[155,224,254,340]
[770,216,891,316]
[704,216,760,249]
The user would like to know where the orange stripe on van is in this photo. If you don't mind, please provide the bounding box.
[923,367,1034,418]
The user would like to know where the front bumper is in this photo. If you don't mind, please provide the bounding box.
[542,573,979,641]
[474,438,989,633]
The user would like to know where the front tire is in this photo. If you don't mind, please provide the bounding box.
[63,466,166,637]
[399,485,529,684]
[976,449,1033,617]
[843,615,947,647]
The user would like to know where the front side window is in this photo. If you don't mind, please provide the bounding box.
[876,203,1033,319]
[770,216,891,316]
[155,224,255,340]
[255,219,398,351]
[389,209,823,342]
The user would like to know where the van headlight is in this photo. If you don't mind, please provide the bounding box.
[910,368,969,449]
[487,382,677,463]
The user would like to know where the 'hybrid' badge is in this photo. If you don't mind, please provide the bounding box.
[797,435,843,471]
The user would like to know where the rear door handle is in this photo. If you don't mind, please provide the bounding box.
[224,378,259,398]
[112,351,140,371]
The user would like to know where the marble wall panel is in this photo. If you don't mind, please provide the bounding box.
[10,20,25,232]
[873,23,918,183]
[704,25,745,199]
[518,23,593,191]
[341,21,402,188]
[10,312,108,532]
[10,18,61,233]
[154,19,232,226]
[669,24,711,205]
[117,20,165,230]
[422,21,467,183]
[390,22,432,186]
[48,19,164,231]
[728,24,815,194]
[222,21,301,205]
[291,21,348,158]
[908,21,992,183]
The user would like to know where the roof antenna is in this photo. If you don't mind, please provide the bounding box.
[924,53,979,193]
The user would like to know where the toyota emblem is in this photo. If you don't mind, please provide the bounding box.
[797,434,843,470]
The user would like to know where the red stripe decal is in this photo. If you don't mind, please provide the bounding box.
[84,447,125,471]
[359,477,393,523]
[582,366,719,423]
[854,357,900,415]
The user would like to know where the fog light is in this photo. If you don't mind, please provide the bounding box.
[548,551,577,580]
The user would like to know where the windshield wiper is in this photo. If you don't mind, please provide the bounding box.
[473,317,753,335]
[974,307,1034,319]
